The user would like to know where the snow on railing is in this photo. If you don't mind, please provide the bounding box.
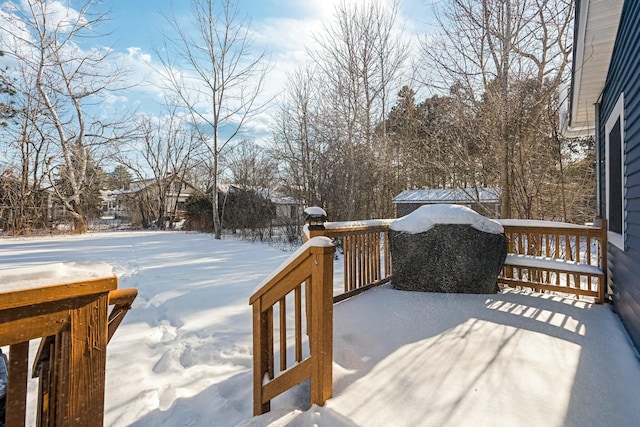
[498,219,607,303]
[249,237,335,415]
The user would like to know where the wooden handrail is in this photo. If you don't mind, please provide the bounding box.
[0,274,137,427]
[108,288,138,343]
[304,216,607,303]
[250,237,335,416]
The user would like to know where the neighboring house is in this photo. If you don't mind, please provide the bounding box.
[108,178,201,227]
[226,185,304,226]
[269,192,304,225]
[568,0,640,352]
[392,188,501,218]
[99,189,121,219]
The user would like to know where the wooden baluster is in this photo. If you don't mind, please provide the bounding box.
[362,233,368,287]
[295,286,302,363]
[375,231,382,281]
[279,298,286,372]
[384,231,391,277]
[360,233,366,288]
[253,300,273,416]
[349,235,356,291]
[7,341,29,427]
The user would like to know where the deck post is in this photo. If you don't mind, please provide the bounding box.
[309,245,334,405]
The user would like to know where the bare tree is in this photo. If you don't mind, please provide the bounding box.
[309,0,410,219]
[420,0,574,218]
[0,0,132,233]
[118,109,199,229]
[0,85,55,234]
[158,0,270,238]
[270,65,328,210]
[226,140,276,191]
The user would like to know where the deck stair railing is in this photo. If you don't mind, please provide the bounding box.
[249,237,335,416]
[0,276,137,427]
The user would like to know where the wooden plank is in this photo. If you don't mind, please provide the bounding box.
[348,235,356,291]
[304,279,312,336]
[261,261,311,309]
[108,288,138,344]
[0,312,69,346]
[252,302,267,416]
[343,236,349,293]
[0,277,117,311]
[67,293,109,425]
[384,231,392,277]
[357,233,363,288]
[37,339,56,427]
[499,278,599,298]
[374,232,381,281]
[309,246,334,405]
[295,286,302,363]
[55,331,70,426]
[250,250,313,304]
[6,341,29,427]
[279,298,286,372]
[36,358,51,427]
[323,224,390,237]
[365,233,370,285]
[262,358,312,402]
[333,277,392,303]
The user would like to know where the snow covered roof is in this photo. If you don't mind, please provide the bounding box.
[392,188,500,204]
[269,193,301,205]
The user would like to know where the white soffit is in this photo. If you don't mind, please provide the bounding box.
[570,0,624,134]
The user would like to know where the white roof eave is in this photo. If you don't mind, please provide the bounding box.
[568,0,624,136]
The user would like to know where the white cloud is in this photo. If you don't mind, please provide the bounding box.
[19,0,88,33]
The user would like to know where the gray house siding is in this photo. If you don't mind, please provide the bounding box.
[598,0,640,351]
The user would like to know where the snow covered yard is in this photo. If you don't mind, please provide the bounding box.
[1,231,639,426]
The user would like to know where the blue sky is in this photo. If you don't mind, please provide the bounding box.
[1,0,436,142]
[97,0,435,141]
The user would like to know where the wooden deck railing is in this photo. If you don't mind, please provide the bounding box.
[307,220,393,302]
[0,275,136,427]
[305,216,607,303]
[249,237,335,416]
[498,219,607,303]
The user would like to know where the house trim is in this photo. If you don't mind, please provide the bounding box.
[604,92,625,250]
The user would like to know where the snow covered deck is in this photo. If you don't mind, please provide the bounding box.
[245,285,640,427]
[1,232,638,426]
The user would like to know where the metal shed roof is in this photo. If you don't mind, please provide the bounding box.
[392,188,501,204]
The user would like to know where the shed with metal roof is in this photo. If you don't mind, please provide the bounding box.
[392,188,501,218]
